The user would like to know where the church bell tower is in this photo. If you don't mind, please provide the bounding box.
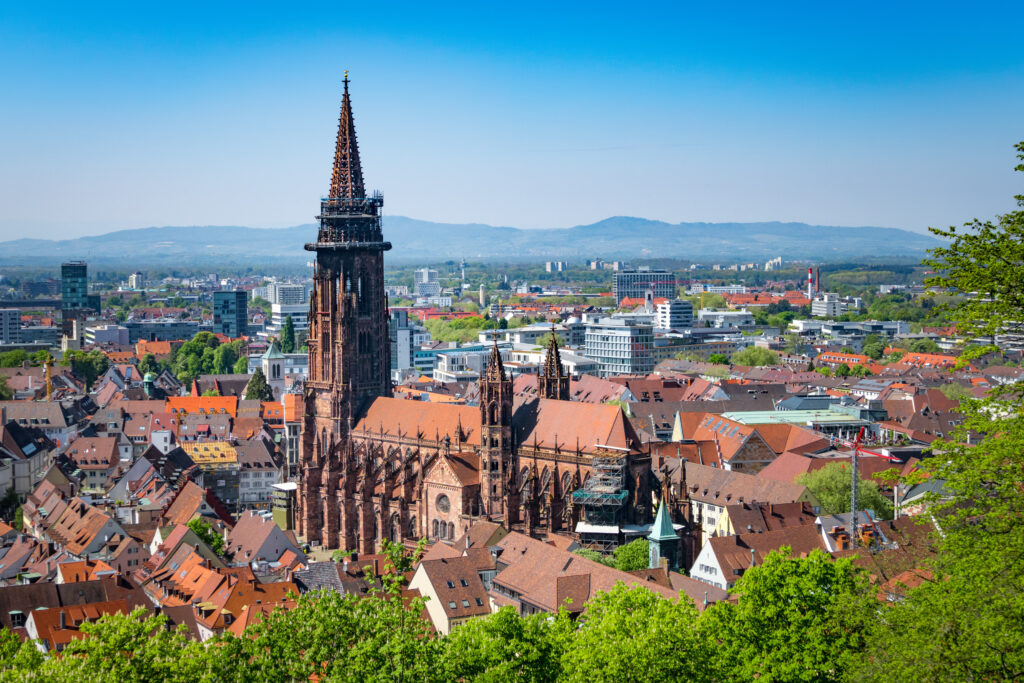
[298,73,392,548]
[479,341,516,520]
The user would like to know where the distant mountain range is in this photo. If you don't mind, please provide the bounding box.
[0,216,941,266]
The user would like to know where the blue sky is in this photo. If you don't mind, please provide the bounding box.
[1,2,1023,241]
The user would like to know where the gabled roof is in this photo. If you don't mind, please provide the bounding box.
[355,397,480,444]
[417,555,491,620]
[492,532,684,614]
[512,398,643,454]
[707,524,826,580]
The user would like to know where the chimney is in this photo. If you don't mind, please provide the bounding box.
[59,610,66,630]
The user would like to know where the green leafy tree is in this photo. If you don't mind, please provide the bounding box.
[923,141,1024,361]
[35,609,205,682]
[561,584,710,682]
[281,314,296,353]
[171,331,222,384]
[244,367,274,401]
[442,606,573,683]
[0,376,11,401]
[201,388,220,397]
[861,333,886,360]
[230,538,439,682]
[187,517,225,555]
[212,343,238,375]
[849,363,871,378]
[707,353,729,364]
[572,547,615,567]
[908,337,940,354]
[612,537,649,572]
[701,549,875,682]
[796,462,893,520]
[0,349,28,368]
[537,332,564,349]
[938,382,971,401]
[864,144,1024,680]
[730,346,778,367]
[232,355,249,374]
[0,625,44,672]
[835,362,851,377]
[61,349,110,389]
[138,352,158,376]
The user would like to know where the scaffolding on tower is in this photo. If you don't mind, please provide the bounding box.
[572,453,630,551]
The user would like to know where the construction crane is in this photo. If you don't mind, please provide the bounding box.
[44,355,53,400]
[842,427,900,547]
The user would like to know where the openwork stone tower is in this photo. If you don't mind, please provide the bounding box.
[298,74,392,548]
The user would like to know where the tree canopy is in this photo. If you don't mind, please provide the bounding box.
[280,315,296,354]
[730,346,778,367]
[244,367,274,402]
[797,462,894,520]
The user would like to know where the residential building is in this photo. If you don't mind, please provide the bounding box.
[0,421,55,496]
[125,320,199,343]
[213,291,248,339]
[583,317,654,377]
[690,523,826,590]
[613,268,675,304]
[408,555,491,634]
[811,293,863,318]
[697,309,754,329]
[235,438,284,508]
[390,310,431,379]
[414,268,441,298]
[83,324,129,346]
[128,272,146,290]
[266,282,308,305]
[268,303,308,334]
[0,309,20,345]
[226,511,303,566]
[64,436,129,492]
[656,299,694,331]
[182,442,240,512]
[545,261,568,272]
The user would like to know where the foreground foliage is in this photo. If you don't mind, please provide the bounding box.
[0,547,882,683]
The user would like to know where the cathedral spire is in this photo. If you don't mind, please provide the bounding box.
[537,325,570,401]
[329,71,366,200]
[486,339,507,382]
[542,327,563,379]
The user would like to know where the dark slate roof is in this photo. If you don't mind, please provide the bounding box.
[293,562,366,595]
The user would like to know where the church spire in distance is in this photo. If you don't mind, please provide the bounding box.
[329,71,365,200]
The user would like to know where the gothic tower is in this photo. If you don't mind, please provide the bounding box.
[479,341,516,520]
[537,330,570,401]
[298,74,392,548]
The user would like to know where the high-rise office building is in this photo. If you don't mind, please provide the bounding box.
[128,271,146,290]
[213,290,248,338]
[655,299,694,331]
[61,261,101,312]
[414,268,441,297]
[613,267,676,304]
[0,309,20,345]
[267,282,308,305]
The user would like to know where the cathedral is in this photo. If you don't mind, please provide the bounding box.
[297,76,660,555]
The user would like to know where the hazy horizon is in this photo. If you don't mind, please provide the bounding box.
[2,3,1022,241]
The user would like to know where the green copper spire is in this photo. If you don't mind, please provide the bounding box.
[648,499,679,542]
